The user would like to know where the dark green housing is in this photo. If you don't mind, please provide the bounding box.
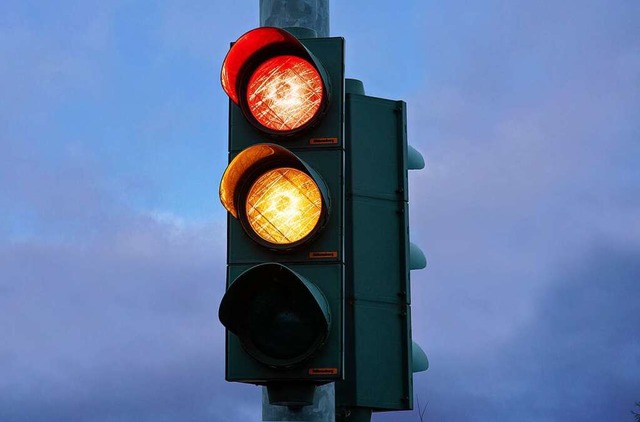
[219,32,346,403]
[337,92,424,413]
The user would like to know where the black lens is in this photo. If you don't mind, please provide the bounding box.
[247,277,321,360]
[219,263,330,367]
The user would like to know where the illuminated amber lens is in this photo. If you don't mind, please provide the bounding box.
[246,55,323,132]
[245,167,322,245]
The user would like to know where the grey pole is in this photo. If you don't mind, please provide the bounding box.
[259,1,333,420]
[262,383,335,422]
[259,0,330,37]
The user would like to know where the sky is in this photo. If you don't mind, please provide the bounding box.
[1,0,639,421]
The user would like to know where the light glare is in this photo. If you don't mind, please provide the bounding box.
[246,55,323,132]
[245,168,322,245]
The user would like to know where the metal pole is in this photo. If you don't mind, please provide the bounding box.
[258,1,332,420]
[259,0,330,37]
[262,383,335,422]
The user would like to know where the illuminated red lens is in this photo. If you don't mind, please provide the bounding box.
[246,55,324,132]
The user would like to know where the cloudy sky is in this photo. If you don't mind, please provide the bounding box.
[2,1,639,421]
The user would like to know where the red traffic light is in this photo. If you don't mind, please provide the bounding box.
[221,27,329,135]
[246,55,324,131]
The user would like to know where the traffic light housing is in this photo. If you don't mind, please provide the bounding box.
[336,81,427,413]
[218,27,345,407]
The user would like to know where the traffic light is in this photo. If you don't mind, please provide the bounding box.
[336,80,427,415]
[217,27,345,407]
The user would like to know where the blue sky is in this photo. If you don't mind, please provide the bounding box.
[1,1,639,421]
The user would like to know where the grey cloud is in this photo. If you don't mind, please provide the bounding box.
[379,0,640,421]
[404,0,640,341]
[0,143,243,420]
[2,0,639,421]
[0,215,256,421]
[378,239,640,421]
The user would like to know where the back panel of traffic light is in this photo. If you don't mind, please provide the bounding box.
[339,94,413,410]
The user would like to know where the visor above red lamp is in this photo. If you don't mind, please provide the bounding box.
[220,27,330,136]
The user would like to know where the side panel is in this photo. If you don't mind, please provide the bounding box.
[338,94,413,411]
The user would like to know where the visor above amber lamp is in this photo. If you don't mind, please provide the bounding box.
[219,143,330,249]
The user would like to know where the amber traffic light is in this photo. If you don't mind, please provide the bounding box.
[245,167,323,245]
[219,143,330,249]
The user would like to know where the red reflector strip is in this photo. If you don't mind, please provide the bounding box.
[309,251,338,259]
[310,137,338,145]
[308,368,338,375]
